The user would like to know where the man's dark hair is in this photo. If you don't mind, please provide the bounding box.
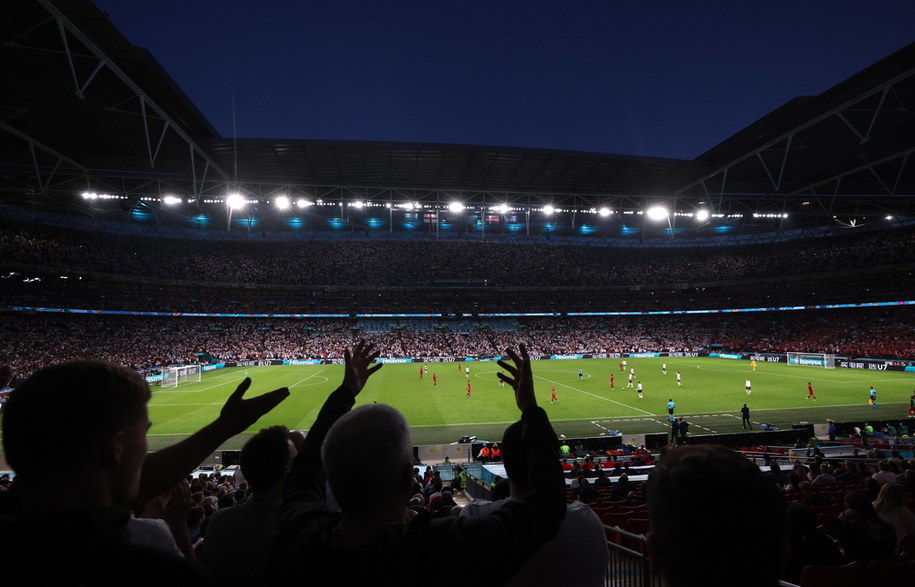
[240,425,291,493]
[2,361,150,482]
[646,444,787,587]
[500,418,558,493]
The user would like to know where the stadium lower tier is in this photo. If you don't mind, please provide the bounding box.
[1,306,912,380]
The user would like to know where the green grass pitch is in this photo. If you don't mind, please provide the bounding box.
[141,358,915,452]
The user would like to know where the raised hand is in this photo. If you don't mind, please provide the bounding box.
[217,377,289,435]
[341,340,383,397]
[162,479,193,527]
[497,344,537,412]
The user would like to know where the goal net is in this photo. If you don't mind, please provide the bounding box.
[786,352,836,369]
[159,365,202,388]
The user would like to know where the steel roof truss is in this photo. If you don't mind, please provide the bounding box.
[35,0,229,182]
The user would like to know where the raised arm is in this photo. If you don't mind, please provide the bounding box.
[282,341,382,505]
[445,344,565,583]
[138,377,289,505]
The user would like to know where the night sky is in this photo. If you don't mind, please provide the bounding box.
[95,0,914,160]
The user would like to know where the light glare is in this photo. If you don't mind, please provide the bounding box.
[646,206,668,221]
[275,196,290,210]
[226,194,245,209]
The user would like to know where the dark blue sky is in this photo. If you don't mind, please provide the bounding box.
[96,0,914,160]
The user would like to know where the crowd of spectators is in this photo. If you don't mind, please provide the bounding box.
[1,307,913,381]
[2,216,912,288]
[8,274,912,316]
[774,455,915,582]
[3,215,913,319]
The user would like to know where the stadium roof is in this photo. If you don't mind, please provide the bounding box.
[1,0,913,231]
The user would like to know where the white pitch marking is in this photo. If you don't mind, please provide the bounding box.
[534,374,655,416]
[287,370,328,389]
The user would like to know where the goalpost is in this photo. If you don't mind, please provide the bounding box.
[786,352,837,369]
[159,365,202,388]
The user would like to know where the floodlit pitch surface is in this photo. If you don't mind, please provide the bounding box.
[142,357,915,452]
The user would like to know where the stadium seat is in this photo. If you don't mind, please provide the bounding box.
[799,561,862,587]
[599,511,629,528]
[621,517,650,536]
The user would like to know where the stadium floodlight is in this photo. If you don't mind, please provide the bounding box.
[646,206,668,221]
[400,202,415,210]
[274,196,290,210]
[226,194,246,209]
[448,202,464,212]
[542,205,555,215]
[81,192,98,200]
[886,215,893,220]
[495,204,510,214]
[296,198,312,208]
[162,195,181,206]
[351,201,364,208]
[695,209,710,221]
[598,207,611,217]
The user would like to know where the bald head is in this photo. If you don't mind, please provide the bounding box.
[322,403,413,517]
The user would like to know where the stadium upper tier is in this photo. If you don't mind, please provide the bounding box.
[3,218,912,287]
[3,216,913,314]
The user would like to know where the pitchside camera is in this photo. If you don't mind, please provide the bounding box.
[458,435,477,443]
